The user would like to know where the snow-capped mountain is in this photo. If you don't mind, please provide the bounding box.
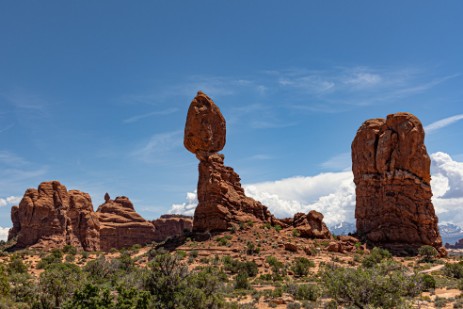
[328,222,356,236]
[439,223,463,246]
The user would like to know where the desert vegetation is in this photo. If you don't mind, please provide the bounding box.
[1,227,463,309]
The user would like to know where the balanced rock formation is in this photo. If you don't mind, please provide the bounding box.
[352,112,445,255]
[292,210,331,239]
[152,215,193,242]
[185,92,278,233]
[96,196,157,251]
[8,181,100,251]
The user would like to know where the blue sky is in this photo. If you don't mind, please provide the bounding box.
[1,1,463,233]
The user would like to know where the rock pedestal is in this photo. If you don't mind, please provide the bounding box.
[184,91,278,233]
[352,112,445,255]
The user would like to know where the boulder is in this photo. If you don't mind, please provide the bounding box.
[96,196,156,251]
[293,210,332,239]
[184,91,226,159]
[352,112,445,255]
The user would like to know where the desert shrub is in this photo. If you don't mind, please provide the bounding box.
[143,252,225,308]
[291,257,314,277]
[418,245,439,263]
[7,254,27,275]
[176,250,187,260]
[83,255,114,283]
[362,247,391,268]
[189,249,199,259]
[216,235,232,246]
[8,272,35,304]
[420,274,436,291]
[0,266,9,297]
[443,262,463,279]
[63,283,114,309]
[36,249,63,269]
[117,250,135,271]
[321,261,423,308]
[63,245,77,255]
[39,262,83,308]
[286,283,320,301]
[266,256,286,281]
[234,272,251,290]
[246,241,260,255]
[274,225,282,232]
[222,256,258,277]
[292,229,301,237]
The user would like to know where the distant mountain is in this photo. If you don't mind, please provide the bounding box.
[439,223,463,246]
[329,222,356,236]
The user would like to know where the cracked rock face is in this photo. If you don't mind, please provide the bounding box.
[352,112,445,255]
[8,181,100,251]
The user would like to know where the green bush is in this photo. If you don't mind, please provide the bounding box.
[418,245,438,262]
[291,257,314,277]
[420,274,436,291]
[362,247,391,268]
[443,262,463,279]
[321,261,423,308]
[234,272,251,290]
[7,254,27,275]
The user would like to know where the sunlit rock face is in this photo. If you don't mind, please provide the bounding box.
[352,112,445,256]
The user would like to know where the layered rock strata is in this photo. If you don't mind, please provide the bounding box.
[151,215,193,242]
[184,91,278,233]
[96,196,157,251]
[352,112,445,255]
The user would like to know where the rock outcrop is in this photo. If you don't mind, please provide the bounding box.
[352,112,445,255]
[293,210,331,239]
[445,239,463,249]
[152,215,193,242]
[185,91,278,233]
[8,181,100,251]
[96,196,157,251]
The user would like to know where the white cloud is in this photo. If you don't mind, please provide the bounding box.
[169,151,463,229]
[425,114,463,134]
[320,152,351,171]
[0,196,21,207]
[0,227,9,241]
[169,191,197,216]
[131,130,182,163]
[343,71,382,88]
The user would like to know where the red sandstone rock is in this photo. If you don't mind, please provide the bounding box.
[184,91,226,159]
[184,92,280,233]
[152,215,193,242]
[293,210,332,239]
[96,196,157,251]
[8,181,100,251]
[193,153,278,232]
[352,112,445,255]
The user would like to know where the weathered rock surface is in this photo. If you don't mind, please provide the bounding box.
[184,92,279,233]
[352,112,445,255]
[152,215,193,242]
[96,196,157,251]
[8,181,100,251]
[293,210,332,239]
[184,91,226,159]
[194,153,278,232]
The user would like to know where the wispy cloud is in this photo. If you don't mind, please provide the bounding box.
[320,152,351,171]
[131,130,183,163]
[425,114,463,134]
[123,108,179,124]
[0,151,29,166]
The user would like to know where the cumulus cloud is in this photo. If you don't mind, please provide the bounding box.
[0,227,10,241]
[0,196,21,207]
[169,152,463,228]
[169,191,197,216]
